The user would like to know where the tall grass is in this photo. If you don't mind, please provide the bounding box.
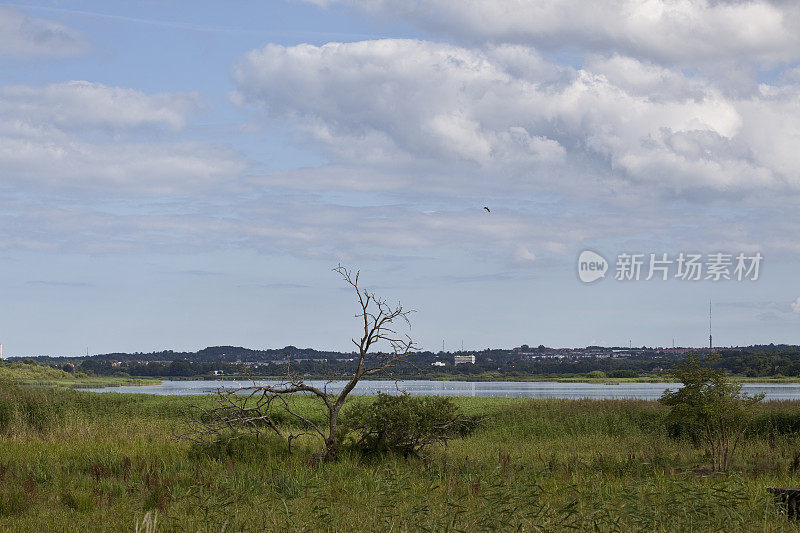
[0,362,74,382]
[0,360,160,390]
[1,388,800,530]
[0,381,67,435]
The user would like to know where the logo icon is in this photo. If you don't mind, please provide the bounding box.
[578,250,608,283]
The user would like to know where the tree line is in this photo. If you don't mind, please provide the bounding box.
[61,346,800,379]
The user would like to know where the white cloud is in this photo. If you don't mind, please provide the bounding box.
[233,41,566,172]
[0,81,197,130]
[0,132,244,193]
[2,7,795,264]
[0,7,87,57]
[3,157,798,264]
[793,297,800,314]
[308,0,800,66]
[233,39,800,198]
[584,55,707,101]
[11,182,792,264]
[0,81,245,194]
[0,193,645,259]
[513,245,537,263]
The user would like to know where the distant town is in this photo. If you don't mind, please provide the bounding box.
[7,343,800,380]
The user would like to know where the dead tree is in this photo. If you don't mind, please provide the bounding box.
[180,265,417,460]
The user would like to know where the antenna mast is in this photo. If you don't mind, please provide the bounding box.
[708,300,713,350]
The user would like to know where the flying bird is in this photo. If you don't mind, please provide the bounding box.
[483,206,491,212]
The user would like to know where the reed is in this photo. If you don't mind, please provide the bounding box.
[2,386,800,531]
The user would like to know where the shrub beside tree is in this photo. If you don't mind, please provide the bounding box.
[659,354,763,471]
[341,393,479,457]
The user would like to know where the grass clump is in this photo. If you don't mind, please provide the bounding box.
[0,381,65,434]
[61,490,95,513]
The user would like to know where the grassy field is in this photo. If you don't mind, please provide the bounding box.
[3,383,800,531]
[0,361,159,389]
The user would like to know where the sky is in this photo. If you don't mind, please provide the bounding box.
[1,0,799,356]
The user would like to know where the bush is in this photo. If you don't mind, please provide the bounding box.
[608,370,638,378]
[660,354,763,471]
[341,393,479,457]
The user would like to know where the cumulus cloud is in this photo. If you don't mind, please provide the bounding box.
[227,36,800,262]
[0,7,87,57]
[793,297,800,314]
[232,39,800,198]
[3,5,795,265]
[233,41,566,172]
[307,0,800,66]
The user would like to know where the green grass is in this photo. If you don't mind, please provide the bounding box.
[0,361,159,389]
[2,383,800,531]
[15,377,158,389]
[0,362,77,382]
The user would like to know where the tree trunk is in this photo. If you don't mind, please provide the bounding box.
[324,404,343,459]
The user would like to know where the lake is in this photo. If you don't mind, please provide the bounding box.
[86,379,800,401]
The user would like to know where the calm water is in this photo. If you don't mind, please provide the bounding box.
[87,379,800,401]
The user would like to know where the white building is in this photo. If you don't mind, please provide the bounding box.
[454,354,476,365]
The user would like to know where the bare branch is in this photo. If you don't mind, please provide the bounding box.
[180,264,417,460]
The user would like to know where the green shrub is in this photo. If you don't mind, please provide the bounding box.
[608,370,638,378]
[341,393,479,457]
[660,354,763,471]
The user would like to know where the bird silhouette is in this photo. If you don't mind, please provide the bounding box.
[483,206,491,212]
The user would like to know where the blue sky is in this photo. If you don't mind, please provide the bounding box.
[1,0,799,356]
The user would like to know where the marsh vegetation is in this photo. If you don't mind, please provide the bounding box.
[3,380,800,531]
[0,360,159,390]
